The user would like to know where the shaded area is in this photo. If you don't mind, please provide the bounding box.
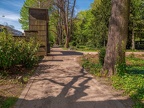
[49,50,83,56]
[17,98,132,108]
[15,48,133,108]
[127,66,144,75]
[42,60,63,62]
[16,68,132,108]
[0,96,18,108]
[61,51,83,56]
[131,87,144,106]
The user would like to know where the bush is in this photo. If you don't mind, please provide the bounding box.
[81,56,102,75]
[0,32,39,69]
[98,47,106,65]
[19,38,39,68]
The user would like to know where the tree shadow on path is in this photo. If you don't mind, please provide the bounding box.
[49,48,83,56]
[15,68,133,108]
[14,48,133,108]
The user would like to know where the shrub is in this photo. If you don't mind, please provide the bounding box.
[98,47,106,65]
[19,38,39,68]
[0,32,39,69]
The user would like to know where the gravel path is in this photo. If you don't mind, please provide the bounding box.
[15,48,133,108]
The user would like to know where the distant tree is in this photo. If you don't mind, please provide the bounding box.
[54,0,76,48]
[128,0,144,50]
[19,0,52,30]
[20,0,76,48]
[102,0,130,76]
[72,0,111,49]
[91,0,111,48]
[72,10,94,47]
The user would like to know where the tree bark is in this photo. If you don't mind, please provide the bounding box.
[131,24,135,50]
[69,0,76,40]
[64,0,70,48]
[54,0,76,48]
[102,0,130,76]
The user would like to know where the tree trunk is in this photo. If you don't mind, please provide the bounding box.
[69,0,76,40]
[102,0,130,76]
[64,0,70,48]
[65,36,70,48]
[132,25,135,50]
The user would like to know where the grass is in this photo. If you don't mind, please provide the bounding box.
[126,49,144,52]
[0,56,43,108]
[0,97,18,108]
[111,74,144,108]
[80,54,144,108]
[63,45,98,52]
[0,66,37,108]
[76,47,98,52]
[80,54,102,75]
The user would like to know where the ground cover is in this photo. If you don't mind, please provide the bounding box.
[80,53,144,108]
[0,65,37,108]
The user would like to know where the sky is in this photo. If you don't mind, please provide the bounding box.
[0,0,94,32]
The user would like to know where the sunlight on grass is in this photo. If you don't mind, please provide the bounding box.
[81,54,144,108]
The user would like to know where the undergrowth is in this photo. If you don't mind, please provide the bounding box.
[0,97,18,108]
[0,32,40,108]
[81,54,102,76]
[0,32,39,69]
[81,54,144,108]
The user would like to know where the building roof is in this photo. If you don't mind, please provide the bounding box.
[0,24,4,27]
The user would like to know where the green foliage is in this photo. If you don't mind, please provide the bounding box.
[49,32,55,47]
[71,0,111,49]
[91,0,111,47]
[72,10,96,48]
[112,56,144,108]
[81,54,144,107]
[115,63,127,76]
[19,0,52,30]
[82,59,102,75]
[72,0,144,50]
[127,0,144,49]
[0,32,39,69]
[20,38,39,68]
[1,97,18,108]
[112,74,144,108]
[81,55,102,75]
[98,47,106,66]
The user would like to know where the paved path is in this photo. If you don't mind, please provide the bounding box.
[15,48,133,108]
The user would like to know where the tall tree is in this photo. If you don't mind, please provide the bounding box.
[19,0,52,30]
[72,10,94,47]
[102,0,130,76]
[91,0,111,48]
[129,0,144,50]
[53,0,76,48]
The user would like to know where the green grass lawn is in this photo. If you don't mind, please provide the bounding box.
[81,54,144,108]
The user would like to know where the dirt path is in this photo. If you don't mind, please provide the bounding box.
[15,48,133,108]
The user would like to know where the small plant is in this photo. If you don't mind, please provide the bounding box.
[129,53,135,58]
[81,55,102,75]
[98,47,106,66]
